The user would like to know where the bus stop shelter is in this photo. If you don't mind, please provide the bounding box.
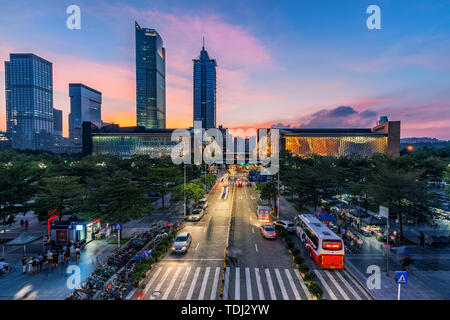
[2,232,43,256]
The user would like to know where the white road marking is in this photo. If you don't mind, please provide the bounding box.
[174,266,191,300]
[198,267,211,300]
[210,267,221,300]
[150,267,172,299]
[324,270,350,300]
[235,267,240,300]
[284,269,301,300]
[335,271,362,300]
[314,270,337,300]
[162,267,182,300]
[344,268,372,300]
[223,267,230,300]
[143,267,163,298]
[255,243,258,252]
[274,268,289,300]
[186,267,201,300]
[195,242,200,250]
[255,268,265,300]
[294,269,312,300]
[252,228,255,233]
[265,268,277,300]
[245,268,252,300]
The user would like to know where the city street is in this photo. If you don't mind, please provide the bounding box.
[130,176,233,300]
[130,171,373,300]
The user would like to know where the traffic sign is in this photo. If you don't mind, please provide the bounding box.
[249,170,267,182]
[395,271,408,284]
[114,223,122,231]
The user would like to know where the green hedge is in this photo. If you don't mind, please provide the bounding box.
[308,283,323,299]
[294,256,304,265]
[298,263,309,274]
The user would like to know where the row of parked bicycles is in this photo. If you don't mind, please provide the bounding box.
[67,221,184,300]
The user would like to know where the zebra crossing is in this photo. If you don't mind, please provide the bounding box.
[136,264,372,300]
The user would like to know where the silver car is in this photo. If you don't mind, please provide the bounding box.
[274,220,296,233]
[260,224,277,239]
[186,208,204,221]
[171,232,192,254]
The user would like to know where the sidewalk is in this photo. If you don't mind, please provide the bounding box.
[278,195,450,300]
[0,239,115,300]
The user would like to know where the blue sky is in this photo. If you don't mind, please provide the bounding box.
[0,0,449,139]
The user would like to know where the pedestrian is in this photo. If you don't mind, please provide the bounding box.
[20,219,24,230]
[22,256,27,274]
[28,257,33,274]
[41,252,47,270]
[24,219,29,230]
[64,247,71,264]
[54,250,59,268]
[47,250,53,270]
[37,254,43,272]
[75,245,81,263]
[418,231,425,248]
[70,243,75,260]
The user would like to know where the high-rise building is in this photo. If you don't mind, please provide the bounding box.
[135,21,166,129]
[193,40,217,129]
[5,53,54,150]
[53,108,63,137]
[69,83,102,147]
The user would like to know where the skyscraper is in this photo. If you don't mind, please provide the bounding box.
[193,40,217,129]
[69,83,102,147]
[135,21,166,129]
[5,53,54,150]
[53,108,63,137]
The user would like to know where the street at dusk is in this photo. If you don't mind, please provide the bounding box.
[0,1,449,318]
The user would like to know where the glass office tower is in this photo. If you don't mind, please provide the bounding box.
[193,42,217,128]
[69,83,102,146]
[5,53,54,150]
[135,21,166,129]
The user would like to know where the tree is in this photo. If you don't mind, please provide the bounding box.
[370,168,435,241]
[33,176,84,221]
[83,170,153,223]
[256,180,277,207]
[171,182,205,204]
[0,161,43,225]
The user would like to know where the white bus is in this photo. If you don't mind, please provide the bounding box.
[294,214,345,269]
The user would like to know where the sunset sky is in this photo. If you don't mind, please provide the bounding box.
[0,0,449,139]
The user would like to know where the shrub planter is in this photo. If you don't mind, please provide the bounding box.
[298,263,309,278]
[308,283,323,300]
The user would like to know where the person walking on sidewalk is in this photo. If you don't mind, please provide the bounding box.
[418,231,425,248]
[22,256,27,274]
[47,250,53,270]
[75,245,81,263]
[24,219,29,230]
[20,219,24,230]
[28,257,33,274]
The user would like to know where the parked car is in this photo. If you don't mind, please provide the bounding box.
[186,208,205,221]
[260,224,277,239]
[274,220,295,233]
[171,232,192,253]
[197,198,208,210]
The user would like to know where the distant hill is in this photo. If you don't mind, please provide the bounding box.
[400,137,450,151]
[401,137,447,144]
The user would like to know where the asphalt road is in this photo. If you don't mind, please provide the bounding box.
[130,175,233,300]
[130,171,372,300]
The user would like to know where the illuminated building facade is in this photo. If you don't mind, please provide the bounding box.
[83,122,176,158]
[279,121,400,158]
[83,121,400,159]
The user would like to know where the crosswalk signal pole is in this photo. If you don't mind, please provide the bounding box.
[397,283,401,300]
